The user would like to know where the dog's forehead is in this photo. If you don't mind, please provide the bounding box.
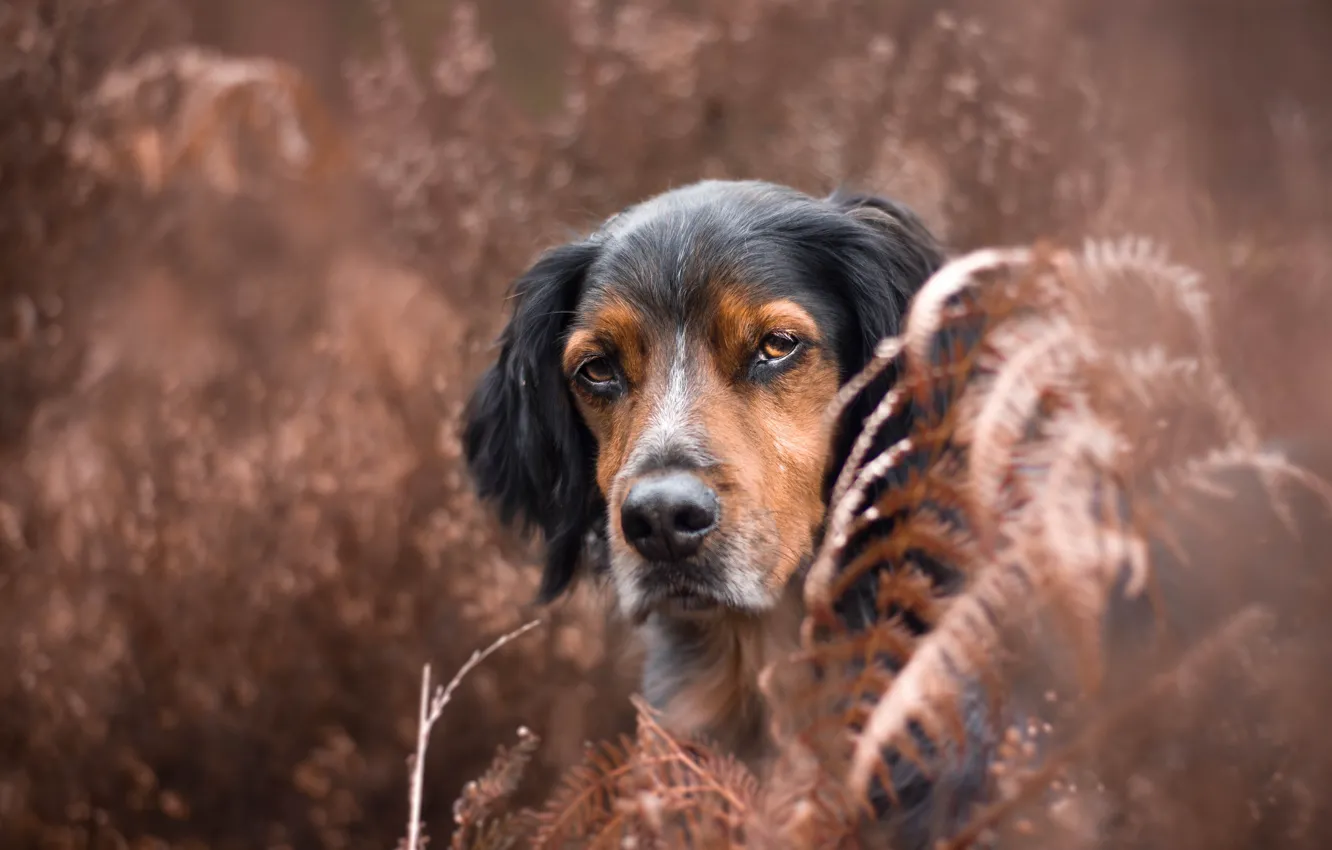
[581,181,825,326]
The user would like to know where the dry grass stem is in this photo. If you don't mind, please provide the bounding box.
[404,620,544,850]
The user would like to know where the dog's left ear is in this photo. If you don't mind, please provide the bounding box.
[820,189,947,495]
[462,240,604,604]
[825,189,946,364]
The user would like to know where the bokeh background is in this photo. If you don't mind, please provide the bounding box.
[2,0,1330,847]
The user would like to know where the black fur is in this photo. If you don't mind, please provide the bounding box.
[462,241,604,602]
[462,179,945,603]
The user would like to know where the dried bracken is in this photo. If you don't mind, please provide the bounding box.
[445,237,1332,850]
[6,1,1332,848]
[805,238,1332,837]
[448,726,542,850]
[447,696,761,850]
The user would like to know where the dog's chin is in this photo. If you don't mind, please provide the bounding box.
[610,543,784,625]
[622,575,776,625]
[657,590,727,621]
[621,584,714,625]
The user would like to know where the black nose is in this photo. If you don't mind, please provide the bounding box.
[620,472,719,562]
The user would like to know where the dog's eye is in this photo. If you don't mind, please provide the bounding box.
[577,356,615,386]
[758,332,800,362]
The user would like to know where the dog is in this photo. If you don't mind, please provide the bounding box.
[462,179,945,760]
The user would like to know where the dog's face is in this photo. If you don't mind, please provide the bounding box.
[565,258,843,619]
[464,180,943,621]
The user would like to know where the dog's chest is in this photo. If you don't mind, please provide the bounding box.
[641,591,803,762]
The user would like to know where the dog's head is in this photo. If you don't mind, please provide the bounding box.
[464,180,943,622]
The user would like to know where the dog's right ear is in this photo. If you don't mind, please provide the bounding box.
[463,240,603,603]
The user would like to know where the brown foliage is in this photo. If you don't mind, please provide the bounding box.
[4,1,1332,849]
[828,239,1331,827]
[443,238,1332,849]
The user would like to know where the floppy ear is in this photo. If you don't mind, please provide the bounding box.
[825,188,946,363]
[462,240,603,603]
[819,189,947,494]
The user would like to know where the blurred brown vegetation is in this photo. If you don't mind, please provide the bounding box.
[1,0,1330,848]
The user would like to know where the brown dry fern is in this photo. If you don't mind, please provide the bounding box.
[795,238,1332,818]
[449,726,542,850]
[451,237,1331,850]
[448,696,760,850]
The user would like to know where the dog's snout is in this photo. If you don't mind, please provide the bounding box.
[620,472,719,562]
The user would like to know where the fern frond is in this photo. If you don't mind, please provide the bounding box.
[753,732,863,850]
[836,465,969,551]
[827,386,911,512]
[1077,235,1214,352]
[845,555,1031,796]
[1152,444,1332,533]
[899,247,1034,367]
[451,727,542,850]
[810,437,920,601]
[776,621,920,738]
[818,238,1318,822]
[957,317,1082,547]
[528,697,757,849]
[823,337,905,435]
[833,530,967,633]
[826,337,979,516]
[1032,416,1142,590]
[528,735,640,848]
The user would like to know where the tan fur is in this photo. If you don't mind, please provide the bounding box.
[563,284,842,751]
[693,296,835,597]
[567,291,837,582]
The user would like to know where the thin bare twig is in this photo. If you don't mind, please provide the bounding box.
[402,618,544,850]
